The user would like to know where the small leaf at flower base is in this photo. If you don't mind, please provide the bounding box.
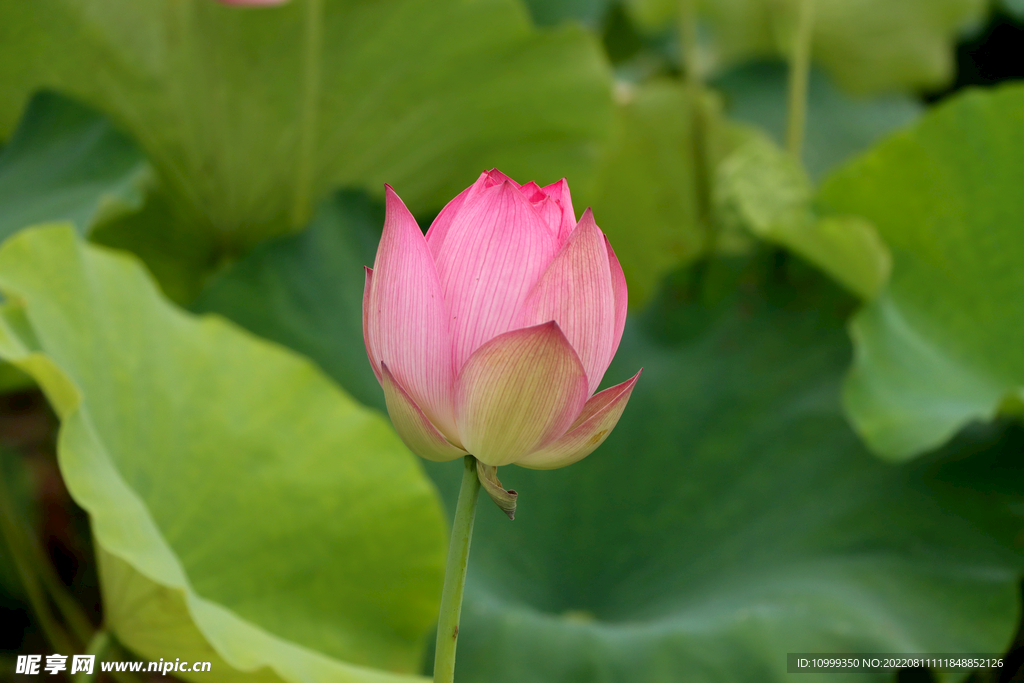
[475,461,517,521]
[819,84,1024,461]
[0,224,446,683]
[0,92,148,243]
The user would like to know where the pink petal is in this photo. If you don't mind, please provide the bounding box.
[519,181,546,202]
[425,174,485,261]
[531,196,564,240]
[482,168,521,189]
[515,209,618,395]
[606,235,628,361]
[517,369,641,470]
[425,169,522,260]
[381,363,467,462]
[435,180,560,373]
[540,178,577,245]
[362,266,379,382]
[364,186,457,440]
[455,322,588,467]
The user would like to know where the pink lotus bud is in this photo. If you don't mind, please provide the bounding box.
[364,170,641,469]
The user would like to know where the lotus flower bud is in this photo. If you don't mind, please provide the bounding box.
[363,170,640,470]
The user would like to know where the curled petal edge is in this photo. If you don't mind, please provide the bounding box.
[381,363,467,462]
[516,369,642,470]
[362,267,380,383]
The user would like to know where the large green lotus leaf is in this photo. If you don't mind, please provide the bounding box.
[576,81,756,307]
[192,190,384,412]
[0,0,611,249]
[88,178,223,305]
[192,197,1024,681]
[714,132,891,299]
[712,62,921,182]
[817,85,1024,461]
[0,91,151,390]
[426,264,1023,682]
[0,91,147,242]
[577,81,705,307]
[0,225,446,682]
[623,0,985,93]
[521,0,612,28]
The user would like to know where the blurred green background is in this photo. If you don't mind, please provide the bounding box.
[0,1,1022,682]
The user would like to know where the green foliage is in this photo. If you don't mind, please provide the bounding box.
[623,0,986,93]
[0,92,147,242]
[89,179,223,305]
[0,449,38,600]
[196,194,1024,683]
[579,81,707,306]
[193,190,384,412]
[521,0,612,27]
[0,225,446,682]
[432,261,1024,683]
[819,85,1024,461]
[714,133,891,299]
[0,0,611,249]
[0,1,1020,680]
[712,62,922,181]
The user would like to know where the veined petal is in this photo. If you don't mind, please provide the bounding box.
[362,266,378,381]
[516,209,617,395]
[424,180,475,261]
[540,178,577,245]
[426,170,522,260]
[519,181,546,202]
[381,363,467,462]
[532,196,563,239]
[606,235,628,360]
[455,322,588,467]
[436,180,559,373]
[517,370,641,470]
[365,186,457,439]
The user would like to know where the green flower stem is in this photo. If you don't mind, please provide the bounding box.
[0,461,76,655]
[433,455,481,683]
[73,630,110,683]
[786,0,816,158]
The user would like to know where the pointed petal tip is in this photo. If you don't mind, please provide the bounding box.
[514,369,641,470]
